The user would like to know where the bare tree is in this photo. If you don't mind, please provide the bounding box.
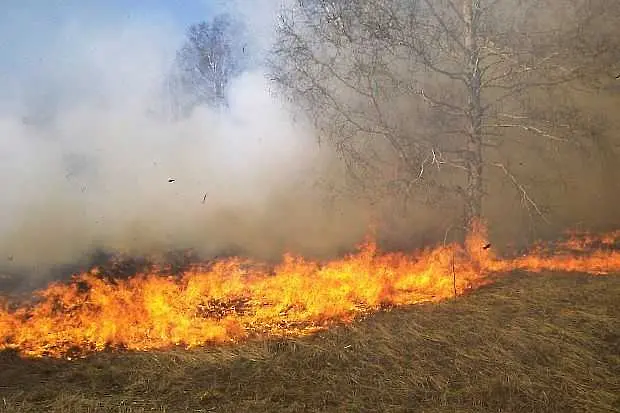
[168,14,249,117]
[270,0,619,232]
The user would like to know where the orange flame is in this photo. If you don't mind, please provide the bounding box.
[1,224,618,358]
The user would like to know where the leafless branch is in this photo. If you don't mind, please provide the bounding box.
[422,0,467,51]
[492,162,549,223]
[418,89,465,116]
[488,123,568,142]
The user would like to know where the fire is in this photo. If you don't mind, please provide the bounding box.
[1,225,618,358]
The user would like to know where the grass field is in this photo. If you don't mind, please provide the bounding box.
[0,271,618,412]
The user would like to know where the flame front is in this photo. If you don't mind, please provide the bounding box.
[1,225,618,358]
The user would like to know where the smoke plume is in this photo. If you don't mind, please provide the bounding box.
[1,0,618,283]
[0,2,370,279]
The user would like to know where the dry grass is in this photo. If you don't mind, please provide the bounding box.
[0,271,618,412]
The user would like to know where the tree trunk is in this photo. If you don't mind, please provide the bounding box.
[215,77,225,106]
[463,0,484,232]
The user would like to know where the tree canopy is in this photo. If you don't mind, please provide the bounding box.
[270,0,620,234]
[167,14,249,117]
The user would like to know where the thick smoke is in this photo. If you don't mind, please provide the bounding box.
[1,1,618,283]
[0,4,371,279]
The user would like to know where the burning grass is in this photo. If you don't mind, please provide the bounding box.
[0,224,619,358]
[0,271,618,412]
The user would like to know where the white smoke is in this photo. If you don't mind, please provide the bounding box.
[0,2,370,277]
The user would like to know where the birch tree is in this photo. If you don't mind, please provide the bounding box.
[169,14,249,117]
[270,0,619,232]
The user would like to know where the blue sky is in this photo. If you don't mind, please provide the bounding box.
[0,0,279,111]
[0,0,239,110]
[0,0,215,73]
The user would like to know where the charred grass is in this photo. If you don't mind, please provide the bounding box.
[0,271,618,412]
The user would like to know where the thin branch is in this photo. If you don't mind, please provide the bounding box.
[498,113,569,128]
[445,0,465,23]
[422,0,467,52]
[397,38,467,82]
[418,89,466,116]
[488,123,568,142]
[492,162,549,223]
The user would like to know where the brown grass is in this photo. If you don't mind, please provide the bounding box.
[0,271,618,412]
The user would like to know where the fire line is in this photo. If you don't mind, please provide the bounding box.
[1,223,618,358]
